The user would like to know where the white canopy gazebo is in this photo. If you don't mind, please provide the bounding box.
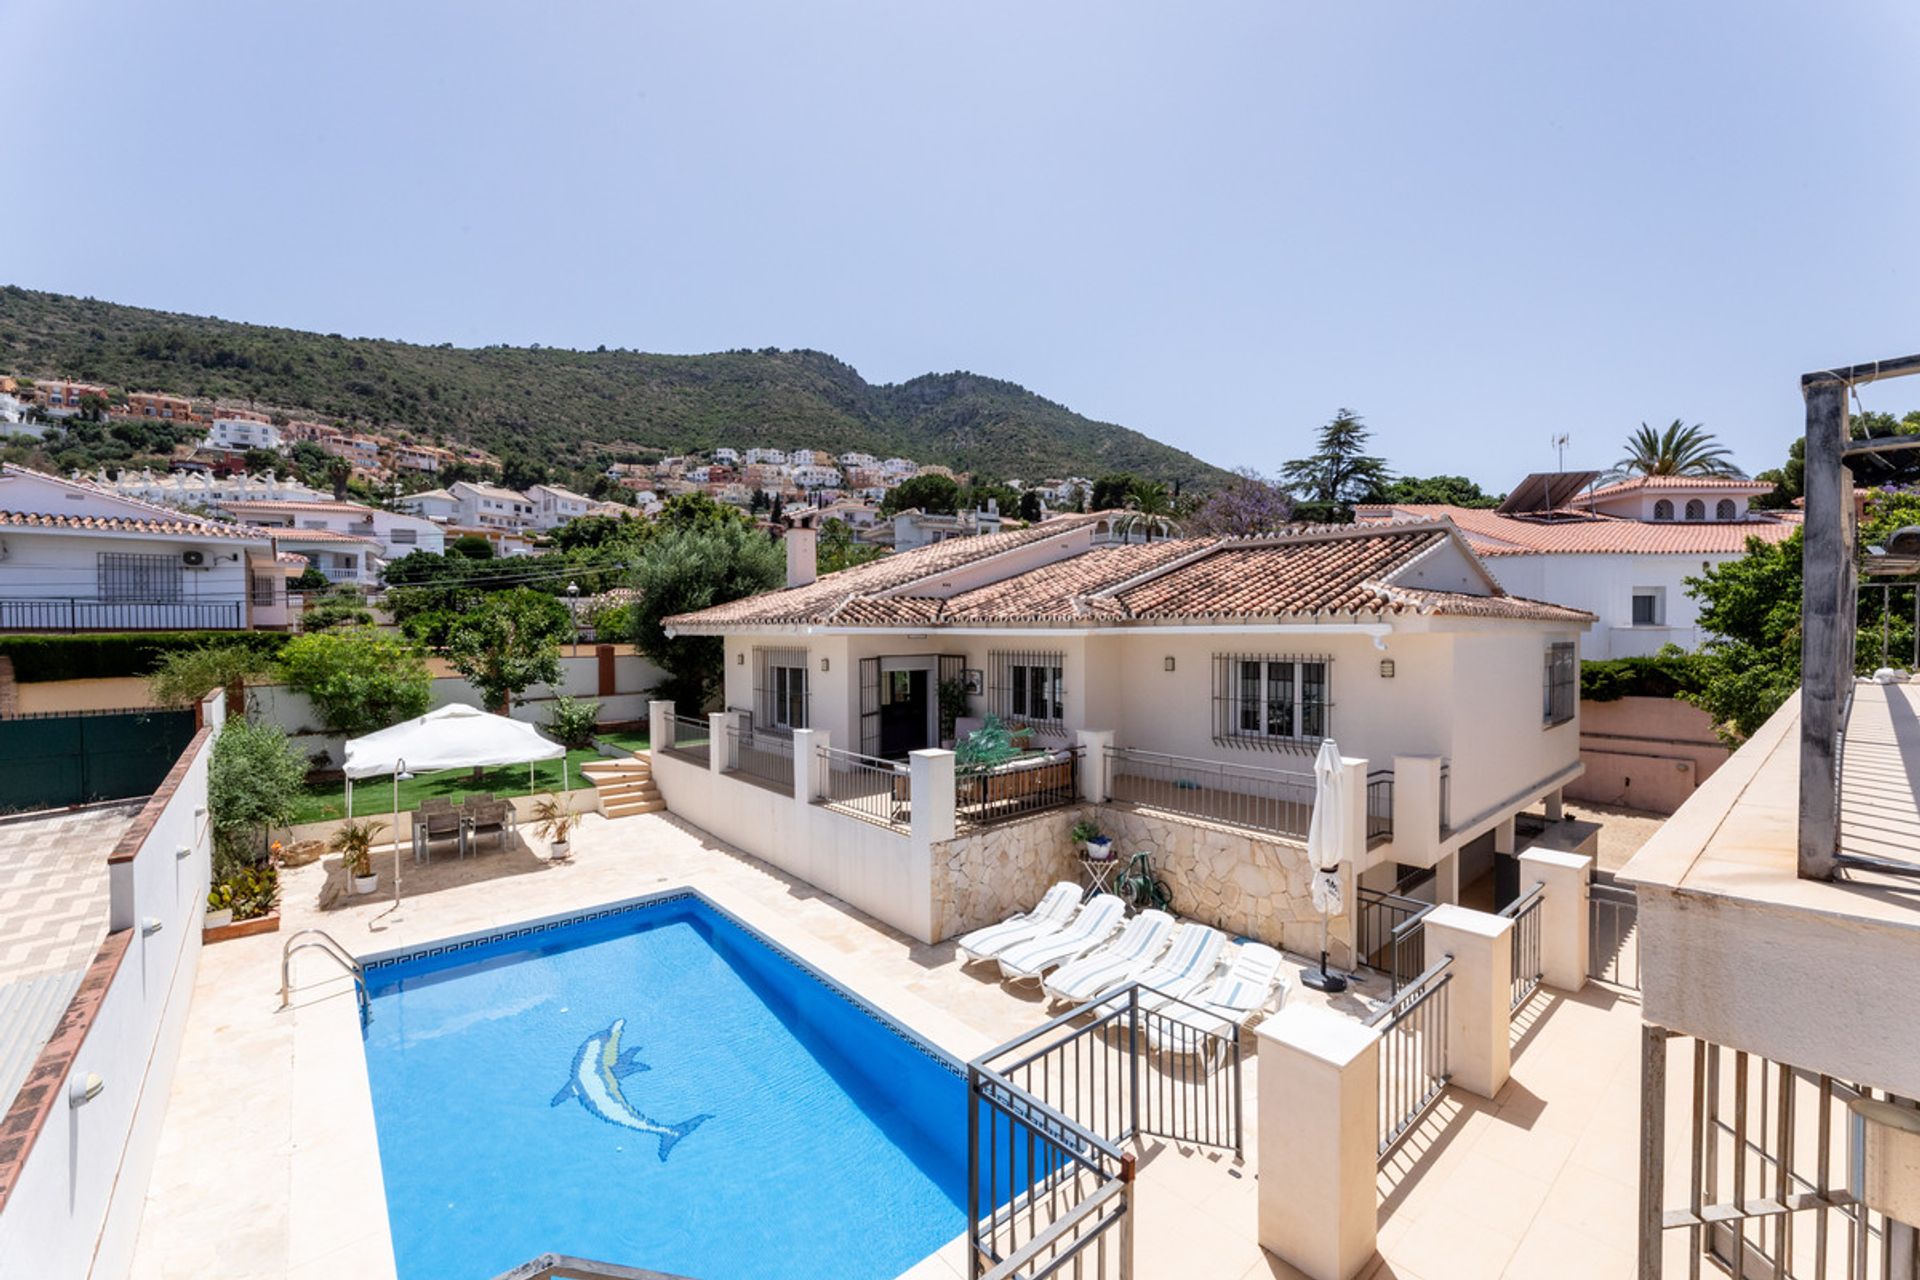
[343,705,569,912]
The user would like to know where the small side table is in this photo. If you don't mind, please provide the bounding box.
[1079,855,1120,899]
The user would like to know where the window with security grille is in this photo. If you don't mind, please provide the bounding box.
[1214,654,1330,748]
[989,650,1065,729]
[250,574,278,607]
[753,647,808,730]
[1543,641,1577,726]
[98,552,183,602]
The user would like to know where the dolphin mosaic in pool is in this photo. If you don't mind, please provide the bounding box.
[551,1017,713,1162]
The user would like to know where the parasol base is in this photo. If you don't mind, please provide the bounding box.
[1301,950,1348,994]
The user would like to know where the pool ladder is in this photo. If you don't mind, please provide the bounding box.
[279,928,370,1023]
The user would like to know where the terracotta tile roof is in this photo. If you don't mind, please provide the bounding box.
[0,509,270,541]
[1363,504,1797,556]
[1585,476,1770,499]
[668,518,1591,631]
[266,527,380,545]
[216,498,371,513]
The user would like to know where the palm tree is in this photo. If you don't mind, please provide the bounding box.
[1614,420,1743,478]
[1116,480,1179,542]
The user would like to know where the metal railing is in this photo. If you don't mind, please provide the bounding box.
[490,1254,697,1280]
[278,928,369,1023]
[724,721,793,793]
[0,597,245,632]
[1587,876,1640,993]
[967,983,1243,1278]
[956,746,1081,830]
[662,714,711,768]
[1365,768,1393,843]
[1499,881,1545,1015]
[818,744,910,831]
[1103,745,1314,840]
[1438,762,1451,834]
[1369,955,1452,1162]
[1356,886,1432,994]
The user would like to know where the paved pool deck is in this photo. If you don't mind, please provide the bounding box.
[126,807,1665,1279]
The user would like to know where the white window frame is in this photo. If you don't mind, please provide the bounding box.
[1543,641,1577,727]
[753,646,809,731]
[1214,653,1331,749]
[1631,589,1664,627]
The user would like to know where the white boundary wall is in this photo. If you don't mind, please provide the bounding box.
[0,687,220,1278]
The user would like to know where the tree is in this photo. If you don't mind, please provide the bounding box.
[447,533,494,559]
[1185,468,1295,536]
[879,473,960,516]
[1117,479,1178,541]
[443,588,572,712]
[1378,474,1503,508]
[147,642,277,709]
[1281,409,1390,520]
[207,718,308,862]
[1682,532,1803,742]
[325,456,352,499]
[817,518,883,573]
[1090,474,1144,512]
[656,491,753,533]
[629,522,785,708]
[1016,490,1043,522]
[279,626,434,735]
[1614,420,1742,478]
[550,513,648,553]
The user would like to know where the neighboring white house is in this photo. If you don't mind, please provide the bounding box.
[790,464,844,490]
[213,497,445,565]
[85,467,327,510]
[202,417,284,454]
[0,392,49,440]
[1355,474,1796,659]
[448,480,535,530]
[712,447,741,466]
[0,465,286,630]
[394,487,460,523]
[527,483,592,531]
[888,502,1004,550]
[744,447,788,466]
[666,511,1594,936]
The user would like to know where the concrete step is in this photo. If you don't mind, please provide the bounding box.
[604,799,667,818]
[596,783,660,803]
[581,756,651,775]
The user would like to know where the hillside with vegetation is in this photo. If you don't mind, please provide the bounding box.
[0,285,1228,488]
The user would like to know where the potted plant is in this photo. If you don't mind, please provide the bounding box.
[329,818,386,894]
[1072,818,1113,861]
[530,793,578,860]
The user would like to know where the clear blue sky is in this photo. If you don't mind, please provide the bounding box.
[6,1,1918,486]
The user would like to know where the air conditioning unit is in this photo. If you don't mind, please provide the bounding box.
[182,550,205,568]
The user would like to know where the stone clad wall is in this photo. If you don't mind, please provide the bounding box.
[930,801,1352,962]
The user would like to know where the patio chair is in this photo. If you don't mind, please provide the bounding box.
[465,799,515,856]
[1129,922,1230,1007]
[415,804,464,863]
[995,893,1127,984]
[1040,910,1177,1005]
[956,882,1085,966]
[1145,943,1290,1058]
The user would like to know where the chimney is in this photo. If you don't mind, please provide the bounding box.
[786,525,817,588]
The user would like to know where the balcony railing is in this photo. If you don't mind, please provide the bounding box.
[0,598,244,632]
[955,745,1081,830]
[1104,746,1314,841]
[1366,769,1393,843]
[723,721,794,793]
[1499,881,1545,1015]
[661,714,711,768]
[818,744,909,831]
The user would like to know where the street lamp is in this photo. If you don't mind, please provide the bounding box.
[566,581,581,656]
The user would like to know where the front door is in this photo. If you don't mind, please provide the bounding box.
[878,669,932,759]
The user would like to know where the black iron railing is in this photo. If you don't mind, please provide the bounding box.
[1369,955,1452,1162]
[0,597,244,632]
[1103,745,1314,840]
[1366,768,1394,843]
[1356,886,1433,995]
[956,746,1081,830]
[1499,881,1545,1015]
[818,744,909,832]
[724,721,793,793]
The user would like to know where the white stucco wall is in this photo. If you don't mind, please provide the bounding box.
[1479,551,1738,659]
[0,528,259,628]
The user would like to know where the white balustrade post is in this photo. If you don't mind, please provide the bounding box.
[708,711,730,776]
[1391,754,1441,867]
[1519,846,1592,993]
[910,748,957,846]
[1422,903,1513,1099]
[1076,729,1114,804]
[648,700,673,763]
[791,728,828,805]
[1256,1006,1380,1280]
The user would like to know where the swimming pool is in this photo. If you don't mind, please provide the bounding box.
[360,892,970,1280]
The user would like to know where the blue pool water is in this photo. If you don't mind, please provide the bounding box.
[361,894,970,1280]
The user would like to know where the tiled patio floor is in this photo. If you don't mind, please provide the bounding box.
[127,807,1663,1279]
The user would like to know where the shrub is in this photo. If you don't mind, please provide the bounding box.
[278,626,433,735]
[147,642,277,708]
[0,631,289,682]
[208,861,278,921]
[545,696,602,748]
[208,719,308,863]
[291,564,330,592]
[1579,650,1711,702]
[302,602,375,631]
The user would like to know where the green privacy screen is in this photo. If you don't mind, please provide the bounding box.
[0,709,197,812]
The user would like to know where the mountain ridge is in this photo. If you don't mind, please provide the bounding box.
[0,285,1229,488]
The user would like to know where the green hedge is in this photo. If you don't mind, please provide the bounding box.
[1580,652,1710,703]
[0,632,293,683]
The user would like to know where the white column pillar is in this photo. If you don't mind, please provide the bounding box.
[648,700,673,764]
[910,748,957,846]
[1493,816,1516,856]
[1423,903,1513,1099]
[1391,754,1441,867]
[1544,787,1565,822]
[1519,846,1592,993]
[792,727,829,804]
[708,711,730,776]
[1257,1005,1380,1280]
[1076,729,1113,804]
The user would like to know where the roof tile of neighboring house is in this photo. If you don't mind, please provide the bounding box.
[669,518,1590,630]
[1363,504,1797,556]
[266,527,380,545]
[0,510,270,541]
[217,498,371,513]
[1584,476,1771,498]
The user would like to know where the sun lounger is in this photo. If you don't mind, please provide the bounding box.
[995,894,1127,983]
[957,882,1085,965]
[1146,943,1290,1056]
[1040,910,1176,1004]
[1129,922,1229,1006]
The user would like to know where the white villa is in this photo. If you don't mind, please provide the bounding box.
[526,482,591,531]
[1357,472,1796,659]
[84,467,328,510]
[214,498,445,570]
[393,486,459,523]
[447,480,535,530]
[662,512,1593,951]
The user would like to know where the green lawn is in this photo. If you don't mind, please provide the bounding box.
[595,728,651,753]
[292,746,616,824]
